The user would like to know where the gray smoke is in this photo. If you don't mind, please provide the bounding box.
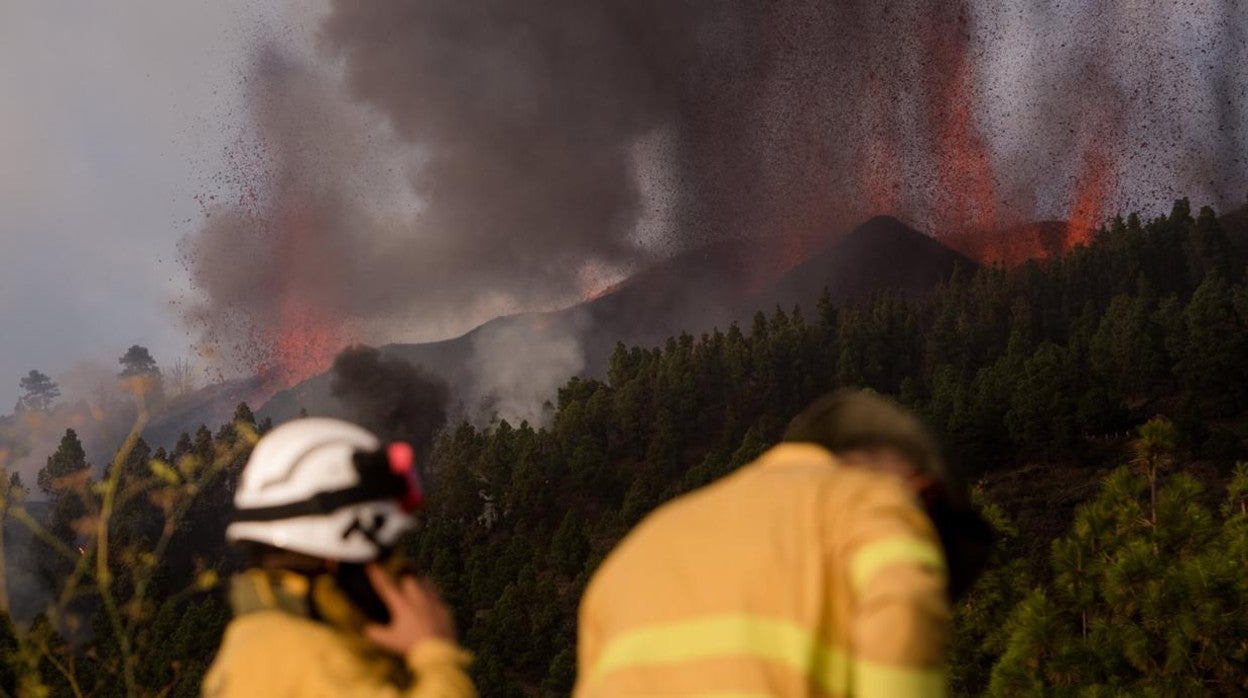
[2,361,141,497]
[1206,0,1247,204]
[464,309,589,426]
[181,0,1248,386]
[322,1,767,254]
[986,0,1247,214]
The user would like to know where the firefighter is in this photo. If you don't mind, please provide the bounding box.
[574,389,992,697]
[203,418,477,698]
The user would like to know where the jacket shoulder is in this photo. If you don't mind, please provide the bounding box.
[205,611,373,696]
[222,609,343,651]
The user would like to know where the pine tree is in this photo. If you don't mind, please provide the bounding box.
[1005,342,1079,458]
[1169,273,1248,418]
[17,370,60,412]
[948,495,1029,696]
[34,431,94,596]
[1089,292,1165,400]
[117,346,160,378]
[37,429,89,496]
[1131,416,1177,529]
[1184,205,1234,286]
[989,430,1248,695]
[118,345,164,402]
[549,512,588,577]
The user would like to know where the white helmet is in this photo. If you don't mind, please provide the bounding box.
[226,418,424,562]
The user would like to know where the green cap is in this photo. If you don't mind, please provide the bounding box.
[783,389,966,506]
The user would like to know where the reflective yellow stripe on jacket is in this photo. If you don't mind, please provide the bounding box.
[856,659,945,697]
[584,612,944,697]
[587,614,848,692]
[849,536,946,595]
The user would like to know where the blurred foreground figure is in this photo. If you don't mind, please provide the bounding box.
[575,390,991,697]
[203,418,477,698]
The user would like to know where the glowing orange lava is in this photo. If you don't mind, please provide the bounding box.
[914,5,1112,268]
[1067,132,1114,247]
[253,200,351,390]
[265,297,347,388]
[926,6,998,238]
[941,221,1071,267]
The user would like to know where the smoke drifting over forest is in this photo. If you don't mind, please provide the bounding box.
[330,345,448,456]
[181,0,1248,395]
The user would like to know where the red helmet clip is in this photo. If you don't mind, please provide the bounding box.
[386,442,424,512]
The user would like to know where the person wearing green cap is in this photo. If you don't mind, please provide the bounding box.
[575,389,992,698]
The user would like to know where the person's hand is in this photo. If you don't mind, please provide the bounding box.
[362,564,456,656]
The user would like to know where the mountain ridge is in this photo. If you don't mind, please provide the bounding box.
[255,215,974,427]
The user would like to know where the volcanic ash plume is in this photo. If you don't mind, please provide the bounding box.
[180,51,373,389]
[182,0,1248,392]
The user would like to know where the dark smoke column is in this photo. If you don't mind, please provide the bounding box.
[330,345,449,456]
[323,0,666,299]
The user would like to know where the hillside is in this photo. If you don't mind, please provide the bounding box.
[10,198,1248,697]
[753,215,975,310]
[409,200,1248,695]
[939,220,1073,266]
[259,215,974,425]
[141,374,270,448]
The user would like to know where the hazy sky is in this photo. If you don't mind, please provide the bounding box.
[0,2,306,408]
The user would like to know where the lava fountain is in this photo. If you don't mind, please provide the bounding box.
[925,3,999,239]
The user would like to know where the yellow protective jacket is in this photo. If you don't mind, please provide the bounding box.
[575,443,950,698]
[203,570,477,698]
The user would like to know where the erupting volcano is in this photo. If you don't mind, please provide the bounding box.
[184,185,357,395]
[179,0,1245,389]
[883,2,1130,266]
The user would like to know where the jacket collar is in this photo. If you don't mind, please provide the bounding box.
[229,569,369,635]
[229,569,411,681]
[230,569,312,618]
[754,442,839,469]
